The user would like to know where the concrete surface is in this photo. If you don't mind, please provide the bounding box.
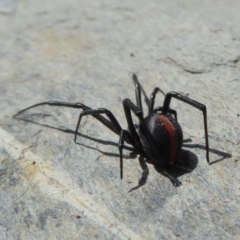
[0,0,240,239]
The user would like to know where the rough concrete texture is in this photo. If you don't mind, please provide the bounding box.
[0,0,240,239]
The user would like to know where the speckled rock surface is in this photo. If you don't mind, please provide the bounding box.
[0,0,240,239]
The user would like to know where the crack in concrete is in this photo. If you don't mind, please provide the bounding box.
[163,57,209,74]
[162,55,240,75]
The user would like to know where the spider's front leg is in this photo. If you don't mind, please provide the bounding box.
[148,87,165,116]
[123,98,162,160]
[132,73,143,114]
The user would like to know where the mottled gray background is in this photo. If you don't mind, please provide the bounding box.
[0,0,240,239]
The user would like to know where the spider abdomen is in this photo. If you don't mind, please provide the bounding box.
[139,113,183,163]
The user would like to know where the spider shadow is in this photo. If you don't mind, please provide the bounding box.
[14,116,136,159]
[154,149,198,180]
[15,115,232,191]
[16,116,197,189]
[129,142,232,191]
[128,148,198,192]
[183,143,232,165]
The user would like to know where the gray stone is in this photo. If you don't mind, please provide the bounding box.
[0,0,17,14]
[0,0,240,239]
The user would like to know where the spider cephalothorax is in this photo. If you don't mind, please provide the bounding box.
[14,74,209,186]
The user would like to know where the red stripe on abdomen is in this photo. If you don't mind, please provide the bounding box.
[159,115,178,163]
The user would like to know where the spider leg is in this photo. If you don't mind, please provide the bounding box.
[128,155,149,192]
[132,73,143,116]
[13,101,127,143]
[13,101,90,118]
[162,92,210,163]
[132,74,150,109]
[161,170,182,187]
[118,130,131,179]
[153,106,178,121]
[138,155,149,185]
[122,99,145,155]
[75,108,135,179]
[74,108,134,145]
[148,87,165,116]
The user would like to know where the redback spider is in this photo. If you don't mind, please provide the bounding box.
[14,74,210,187]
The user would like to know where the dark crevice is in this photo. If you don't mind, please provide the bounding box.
[163,57,208,74]
[231,55,240,64]
[181,67,207,74]
[162,55,240,75]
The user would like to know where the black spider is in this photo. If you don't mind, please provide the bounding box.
[13,74,209,187]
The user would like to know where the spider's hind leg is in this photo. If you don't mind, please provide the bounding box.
[13,101,90,119]
[74,108,133,144]
[75,108,135,179]
[14,100,128,143]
